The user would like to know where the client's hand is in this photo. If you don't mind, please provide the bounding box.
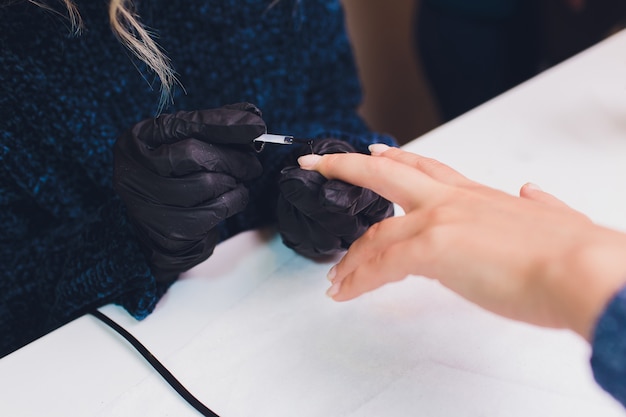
[300,144,626,341]
[276,139,394,258]
[114,103,265,281]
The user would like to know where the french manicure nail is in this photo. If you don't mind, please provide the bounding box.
[326,281,341,298]
[298,154,322,169]
[327,265,336,282]
[368,143,390,156]
[525,182,542,191]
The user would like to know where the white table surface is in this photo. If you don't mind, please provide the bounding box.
[3,30,626,417]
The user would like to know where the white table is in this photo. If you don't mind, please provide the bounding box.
[3,29,626,417]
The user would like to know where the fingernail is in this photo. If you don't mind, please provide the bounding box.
[525,182,542,191]
[368,143,390,156]
[327,265,337,282]
[298,154,322,169]
[326,281,341,298]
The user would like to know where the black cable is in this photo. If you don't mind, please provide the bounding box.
[90,310,219,417]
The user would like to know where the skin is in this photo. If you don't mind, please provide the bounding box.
[298,144,626,342]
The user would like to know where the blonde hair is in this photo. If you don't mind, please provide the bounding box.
[107,0,176,110]
[32,0,176,111]
[38,0,287,110]
[28,0,82,35]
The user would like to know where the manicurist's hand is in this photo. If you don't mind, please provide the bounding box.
[276,138,393,258]
[114,103,265,282]
[298,144,626,341]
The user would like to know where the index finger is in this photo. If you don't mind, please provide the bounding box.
[298,152,442,212]
[370,145,472,186]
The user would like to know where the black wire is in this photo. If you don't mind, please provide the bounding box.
[292,137,315,154]
[90,310,219,417]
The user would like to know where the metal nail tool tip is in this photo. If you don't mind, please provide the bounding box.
[253,133,295,145]
[253,133,314,154]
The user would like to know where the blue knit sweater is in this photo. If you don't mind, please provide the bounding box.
[0,0,395,357]
[591,286,626,408]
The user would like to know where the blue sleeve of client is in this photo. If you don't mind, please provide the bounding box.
[0,0,396,357]
[591,285,626,408]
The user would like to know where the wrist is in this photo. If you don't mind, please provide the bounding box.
[544,228,626,341]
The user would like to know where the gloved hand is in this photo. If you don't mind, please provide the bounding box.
[113,103,265,281]
[276,138,394,258]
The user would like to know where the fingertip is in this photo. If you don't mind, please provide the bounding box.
[326,281,341,298]
[298,154,322,170]
[524,182,542,191]
[368,143,390,156]
[519,182,540,197]
[519,182,575,211]
[327,264,337,282]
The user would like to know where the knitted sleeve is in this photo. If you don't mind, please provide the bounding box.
[0,186,169,356]
[590,284,626,407]
[44,198,172,321]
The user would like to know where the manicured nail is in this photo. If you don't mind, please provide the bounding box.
[525,182,542,191]
[368,143,390,156]
[298,154,322,169]
[326,281,341,298]
[327,265,337,282]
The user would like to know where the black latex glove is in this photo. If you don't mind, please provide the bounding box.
[276,138,394,258]
[114,103,265,281]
